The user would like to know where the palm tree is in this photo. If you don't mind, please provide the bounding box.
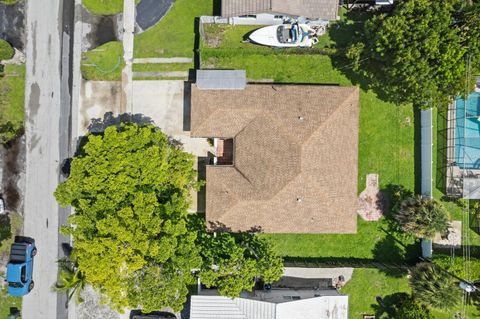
[53,257,86,306]
[395,196,450,239]
[411,263,462,310]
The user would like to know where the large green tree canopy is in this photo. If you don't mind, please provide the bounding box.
[347,0,480,106]
[55,123,284,312]
[55,124,202,312]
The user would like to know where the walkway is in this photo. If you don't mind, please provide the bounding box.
[121,0,136,113]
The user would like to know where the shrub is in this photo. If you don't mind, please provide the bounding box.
[394,196,450,239]
[0,39,14,61]
[411,263,462,310]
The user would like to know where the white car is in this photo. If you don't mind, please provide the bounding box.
[249,23,324,48]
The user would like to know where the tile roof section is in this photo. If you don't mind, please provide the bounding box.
[191,84,359,233]
[221,0,339,20]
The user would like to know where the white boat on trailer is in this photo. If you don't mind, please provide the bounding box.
[249,23,325,48]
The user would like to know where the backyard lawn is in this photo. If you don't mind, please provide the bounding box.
[264,218,419,264]
[342,268,480,319]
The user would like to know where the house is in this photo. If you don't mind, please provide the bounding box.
[191,70,360,234]
[220,0,340,21]
[190,289,348,319]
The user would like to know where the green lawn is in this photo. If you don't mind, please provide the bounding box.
[81,41,124,81]
[0,286,22,318]
[342,268,410,318]
[83,0,141,16]
[0,64,25,143]
[132,62,194,73]
[134,0,213,58]
[264,218,419,263]
[341,268,480,319]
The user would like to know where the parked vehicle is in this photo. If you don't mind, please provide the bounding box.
[132,312,176,319]
[6,237,37,296]
[249,22,325,48]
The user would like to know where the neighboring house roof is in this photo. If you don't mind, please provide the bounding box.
[190,295,349,319]
[191,84,359,233]
[221,0,339,20]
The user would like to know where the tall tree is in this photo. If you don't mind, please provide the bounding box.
[411,263,462,310]
[192,217,284,297]
[347,0,480,106]
[394,196,450,239]
[55,124,202,312]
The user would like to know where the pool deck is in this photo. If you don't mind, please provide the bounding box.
[446,98,480,198]
[446,101,462,197]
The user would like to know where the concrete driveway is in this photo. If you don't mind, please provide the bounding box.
[79,80,211,157]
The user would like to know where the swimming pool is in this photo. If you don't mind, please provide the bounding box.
[455,92,480,169]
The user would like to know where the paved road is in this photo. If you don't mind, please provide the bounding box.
[22,0,75,318]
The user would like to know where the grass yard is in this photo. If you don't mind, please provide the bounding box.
[341,268,410,318]
[83,0,141,16]
[264,218,419,263]
[132,62,194,73]
[0,286,22,318]
[134,0,213,58]
[341,268,479,319]
[0,64,25,143]
[81,41,124,81]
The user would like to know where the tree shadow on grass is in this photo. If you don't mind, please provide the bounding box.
[372,292,410,319]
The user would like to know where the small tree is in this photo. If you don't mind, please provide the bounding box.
[411,263,462,310]
[0,39,13,61]
[394,196,450,239]
[396,296,431,319]
[54,257,86,305]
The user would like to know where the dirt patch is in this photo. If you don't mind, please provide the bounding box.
[203,24,227,48]
[357,174,385,221]
[1,135,26,214]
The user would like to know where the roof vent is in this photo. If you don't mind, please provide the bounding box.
[296,197,302,203]
[298,116,304,121]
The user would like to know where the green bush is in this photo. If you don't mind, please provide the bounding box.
[0,214,11,245]
[0,39,14,61]
[432,255,480,281]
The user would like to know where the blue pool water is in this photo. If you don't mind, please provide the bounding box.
[455,92,480,169]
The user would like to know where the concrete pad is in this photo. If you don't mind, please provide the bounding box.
[132,80,212,157]
[78,80,123,136]
[433,220,462,248]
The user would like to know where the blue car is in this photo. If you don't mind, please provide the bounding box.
[6,237,37,296]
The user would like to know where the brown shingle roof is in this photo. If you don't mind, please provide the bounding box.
[191,84,359,233]
[221,0,339,20]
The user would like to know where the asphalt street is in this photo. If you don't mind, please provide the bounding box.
[22,0,74,318]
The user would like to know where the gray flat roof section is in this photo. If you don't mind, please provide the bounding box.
[196,69,247,90]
